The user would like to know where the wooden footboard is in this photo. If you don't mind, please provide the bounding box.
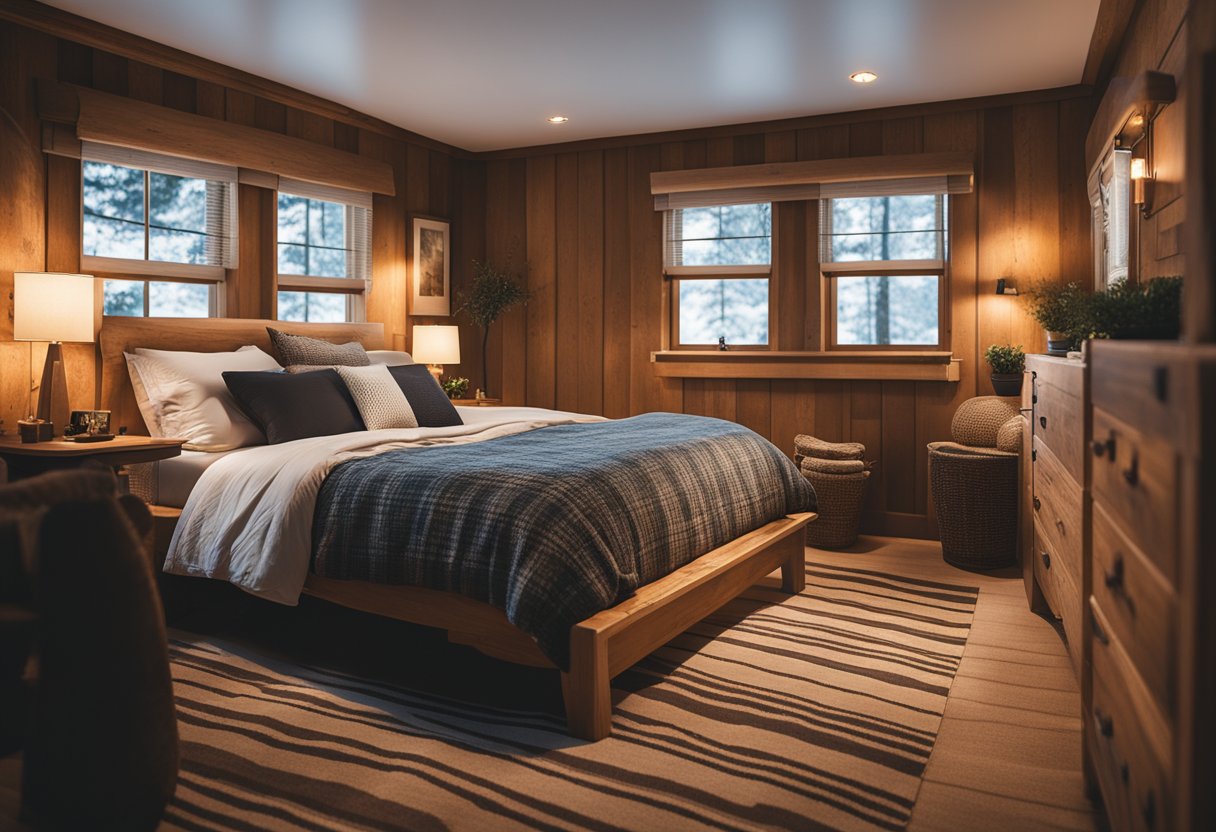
[156,508,814,741]
[305,511,814,741]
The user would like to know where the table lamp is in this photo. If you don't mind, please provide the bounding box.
[412,325,460,384]
[14,272,97,437]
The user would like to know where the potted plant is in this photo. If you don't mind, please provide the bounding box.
[441,377,470,400]
[1025,281,1087,354]
[1086,276,1182,341]
[454,259,531,397]
[985,344,1025,397]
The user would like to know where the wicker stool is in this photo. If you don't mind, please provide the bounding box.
[795,435,871,549]
[928,397,1022,569]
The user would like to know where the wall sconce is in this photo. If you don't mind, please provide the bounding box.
[995,277,1019,296]
[1130,155,1152,215]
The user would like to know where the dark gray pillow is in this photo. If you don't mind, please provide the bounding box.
[387,365,463,428]
[266,328,370,367]
[223,369,365,444]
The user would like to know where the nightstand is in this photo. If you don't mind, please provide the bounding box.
[0,435,184,489]
[451,398,503,407]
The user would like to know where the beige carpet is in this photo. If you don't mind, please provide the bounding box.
[163,563,978,831]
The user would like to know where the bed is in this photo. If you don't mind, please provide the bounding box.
[100,316,816,741]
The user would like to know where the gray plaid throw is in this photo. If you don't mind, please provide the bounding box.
[311,412,816,668]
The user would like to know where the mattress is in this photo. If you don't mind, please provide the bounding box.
[128,448,241,508]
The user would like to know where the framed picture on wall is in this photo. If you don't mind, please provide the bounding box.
[411,216,451,316]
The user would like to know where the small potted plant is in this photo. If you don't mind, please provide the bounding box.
[985,344,1025,397]
[441,377,470,400]
[1025,281,1087,354]
[455,258,531,397]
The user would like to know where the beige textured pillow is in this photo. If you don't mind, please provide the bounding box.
[996,416,1023,453]
[336,365,418,430]
[267,328,369,367]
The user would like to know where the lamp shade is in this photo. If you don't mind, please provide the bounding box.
[14,272,96,343]
[412,325,461,365]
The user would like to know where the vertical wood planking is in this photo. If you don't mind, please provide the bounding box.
[627,143,676,415]
[1011,102,1061,354]
[602,148,631,418]
[577,150,605,415]
[977,107,1016,397]
[554,152,580,412]
[525,155,557,408]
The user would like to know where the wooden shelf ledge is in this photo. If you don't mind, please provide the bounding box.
[651,350,961,381]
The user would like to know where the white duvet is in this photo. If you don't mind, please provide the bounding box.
[164,406,605,603]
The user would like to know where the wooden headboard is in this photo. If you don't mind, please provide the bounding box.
[99,316,385,436]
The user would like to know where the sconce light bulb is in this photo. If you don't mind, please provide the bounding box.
[1130,157,1147,180]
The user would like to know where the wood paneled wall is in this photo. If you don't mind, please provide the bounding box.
[1091,0,1188,281]
[0,19,485,435]
[483,96,1093,538]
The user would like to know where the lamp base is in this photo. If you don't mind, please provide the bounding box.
[427,364,444,384]
[35,342,70,438]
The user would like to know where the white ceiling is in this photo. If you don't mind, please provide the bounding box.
[49,0,1101,152]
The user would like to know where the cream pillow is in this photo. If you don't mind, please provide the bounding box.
[131,346,282,450]
[367,350,415,367]
[336,364,418,430]
[123,353,164,437]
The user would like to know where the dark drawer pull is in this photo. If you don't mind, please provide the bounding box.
[1093,435,1116,461]
[1153,365,1168,403]
[1104,557,1125,590]
[1123,454,1140,487]
[1092,608,1110,645]
[1094,708,1114,738]
[1039,415,1048,429]
[1040,551,1051,569]
[1033,497,1041,511]
[1142,789,1157,829]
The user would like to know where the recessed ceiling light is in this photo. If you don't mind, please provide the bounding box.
[849,71,878,84]
[547,115,569,124]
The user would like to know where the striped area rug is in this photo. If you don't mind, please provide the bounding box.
[163,562,978,831]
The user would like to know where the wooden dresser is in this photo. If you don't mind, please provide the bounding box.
[1023,354,1090,681]
[1086,341,1215,831]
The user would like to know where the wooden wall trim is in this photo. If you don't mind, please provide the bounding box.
[1084,69,1176,170]
[1083,0,1142,86]
[0,0,468,157]
[39,80,397,195]
[477,85,1093,160]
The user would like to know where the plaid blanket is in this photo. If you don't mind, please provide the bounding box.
[311,412,816,668]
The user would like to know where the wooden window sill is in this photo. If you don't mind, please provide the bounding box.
[650,350,961,381]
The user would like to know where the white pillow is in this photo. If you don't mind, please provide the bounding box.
[131,345,282,451]
[124,352,164,437]
[367,350,414,366]
[336,364,418,430]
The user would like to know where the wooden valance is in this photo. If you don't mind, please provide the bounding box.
[37,80,396,196]
[1085,70,1176,172]
[651,152,973,210]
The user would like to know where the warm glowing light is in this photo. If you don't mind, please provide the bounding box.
[546,115,569,124]
[1129,113,1144,127]
[849,70,878,84]
[1130,157,1148,180]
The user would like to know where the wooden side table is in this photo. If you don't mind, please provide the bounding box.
[450,398,504,407]
[0,435,184,489]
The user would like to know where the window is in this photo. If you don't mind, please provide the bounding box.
[820,195,947,349]
[82,143,236,318]
[276,180,372,323]
[665,202,772,348]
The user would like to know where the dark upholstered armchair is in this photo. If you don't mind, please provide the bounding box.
[928,397,1022,570]
[0,469,178,831]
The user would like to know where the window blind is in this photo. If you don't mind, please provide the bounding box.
[81,140,238,275]
[278,178,374,290]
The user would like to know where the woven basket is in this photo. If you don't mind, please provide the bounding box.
[794,434,865,461]
[800,463,871,549]
[928,442,1018,569]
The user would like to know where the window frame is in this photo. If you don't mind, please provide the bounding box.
[820,194,950,352]
[665,202,775,351]
[274,180,372,324]
[100,276,221,319]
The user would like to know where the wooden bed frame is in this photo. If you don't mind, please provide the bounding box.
[100,316,815,741]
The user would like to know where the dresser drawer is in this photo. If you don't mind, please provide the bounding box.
[1032,374,1086,484]
[1033,519,1083,676]
[1031,438,1084,589]
[1090,342,1193,446]
[1092,502,1176,717]
[1091,408,1178,581]
[1089,601,1172,832]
